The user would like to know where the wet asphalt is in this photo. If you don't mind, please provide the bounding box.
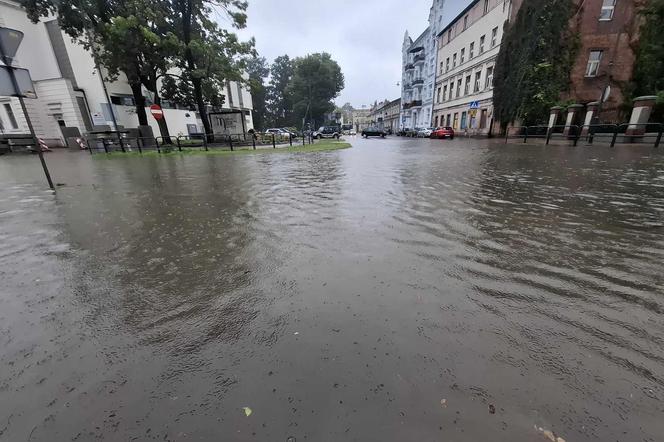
[0,137,663,441]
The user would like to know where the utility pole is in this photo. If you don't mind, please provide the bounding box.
[0,28,54,190]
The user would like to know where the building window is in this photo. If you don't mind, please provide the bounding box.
[464,75,471,95]
[484,0,489,14]
[479,35,485,54]
[491,27,498,47]
[453,53,457,68]
[474,71,482,92]
[435,115,439,127]
[485,66,494,89]
[460,48,465,64]
[440,61,444,74]
[469,42,475,59]
[446,57,450,72]
[443,85,448,101]
[456,79,462,97]
[437,87,441,103]
[448,30,452,43]
[453,112,459,129]
[463,15,468,30]
[3,104,18,129]
[600,0,616,20]
[585,50,603,76]
[110,95,135,106]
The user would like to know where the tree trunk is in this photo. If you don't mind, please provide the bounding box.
[130,82,148,126]
[180,0,212,141]
[192,77,211,141]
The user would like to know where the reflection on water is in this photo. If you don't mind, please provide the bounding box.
[0,140,663,441]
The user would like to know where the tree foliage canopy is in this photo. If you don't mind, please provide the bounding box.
[288,53,344,127]
[493,0,578,126]
[245,56,269,130]
[630,0,664,122]
[265,55,294,127]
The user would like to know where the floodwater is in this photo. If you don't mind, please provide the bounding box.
[1,138,663,441]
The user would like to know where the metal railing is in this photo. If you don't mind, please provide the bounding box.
[504,122,662,148]
[87,130,325,155]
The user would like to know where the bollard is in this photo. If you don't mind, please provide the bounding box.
[137,137,143,154]
[655,127,662,148]
[272,134,276,149]
[289,134,293,147]
[102,138,109,153]
[523,128,528,143]
[573,127,579,147]
[156,137,161,153]
[546,128,552,145]
[252,136,256,150]
[177,137,182,152]
[203,136,208,151]
[229,136,234,151]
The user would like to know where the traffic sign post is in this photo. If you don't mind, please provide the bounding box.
[0,27,54,190]
[150,104,164,120]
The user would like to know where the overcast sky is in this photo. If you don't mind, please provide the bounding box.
[236,0,468,108]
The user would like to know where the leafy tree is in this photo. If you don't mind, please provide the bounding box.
[629,0,664,122]
[23,0,176,131]
[168,0,255,139]
[245,57,269,131]
[266,55,294,127]
[287,53,344,128]
[493,0,579,127]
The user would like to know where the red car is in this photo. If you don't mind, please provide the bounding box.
[431,127,455,139]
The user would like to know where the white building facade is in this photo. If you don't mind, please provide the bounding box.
[432,0,512,135]
[400,0,447,130]
[0,0,253,143]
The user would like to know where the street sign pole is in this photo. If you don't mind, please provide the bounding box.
[0,28,54,190]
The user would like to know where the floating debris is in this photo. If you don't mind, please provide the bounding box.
[242,407,252,417]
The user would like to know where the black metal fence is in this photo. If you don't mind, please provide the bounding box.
[505,123,662,148]
[87,132,321,155]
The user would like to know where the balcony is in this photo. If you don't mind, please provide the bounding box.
[409,46,424,54]
[411,78,424,87]
[413,54,426,64]
[408,100,422,109]
[405,63,415,71]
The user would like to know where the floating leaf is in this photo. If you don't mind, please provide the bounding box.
[242,407,252,417]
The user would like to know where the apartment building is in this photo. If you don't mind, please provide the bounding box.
[432,0,512,134]
[400,0,447,130]
[369,99,401,133]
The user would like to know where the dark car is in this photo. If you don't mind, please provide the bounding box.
[312,126,341,139]
[362,127,386,138]
[431,127,455,139]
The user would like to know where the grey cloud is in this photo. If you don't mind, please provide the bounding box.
[237,0,469,107]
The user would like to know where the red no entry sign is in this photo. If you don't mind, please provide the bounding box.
[150,104,164,120]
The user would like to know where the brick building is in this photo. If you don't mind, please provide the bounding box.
[510,0,641,123]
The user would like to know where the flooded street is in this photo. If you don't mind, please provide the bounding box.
[1,137,663,441]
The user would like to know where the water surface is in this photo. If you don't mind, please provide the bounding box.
[1,138,663,441]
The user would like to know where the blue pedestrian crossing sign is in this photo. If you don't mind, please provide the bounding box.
[469,101,480,109]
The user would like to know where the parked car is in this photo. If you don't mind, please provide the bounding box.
[281,128,298,137]
[409,128,423,137]
[431,127,455,139]
[312,126,341,139]
[417,128,435,138]
[397,128,413,137]
[361,126,386,138]
[265,128,288,136]
[349,129,357,136]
